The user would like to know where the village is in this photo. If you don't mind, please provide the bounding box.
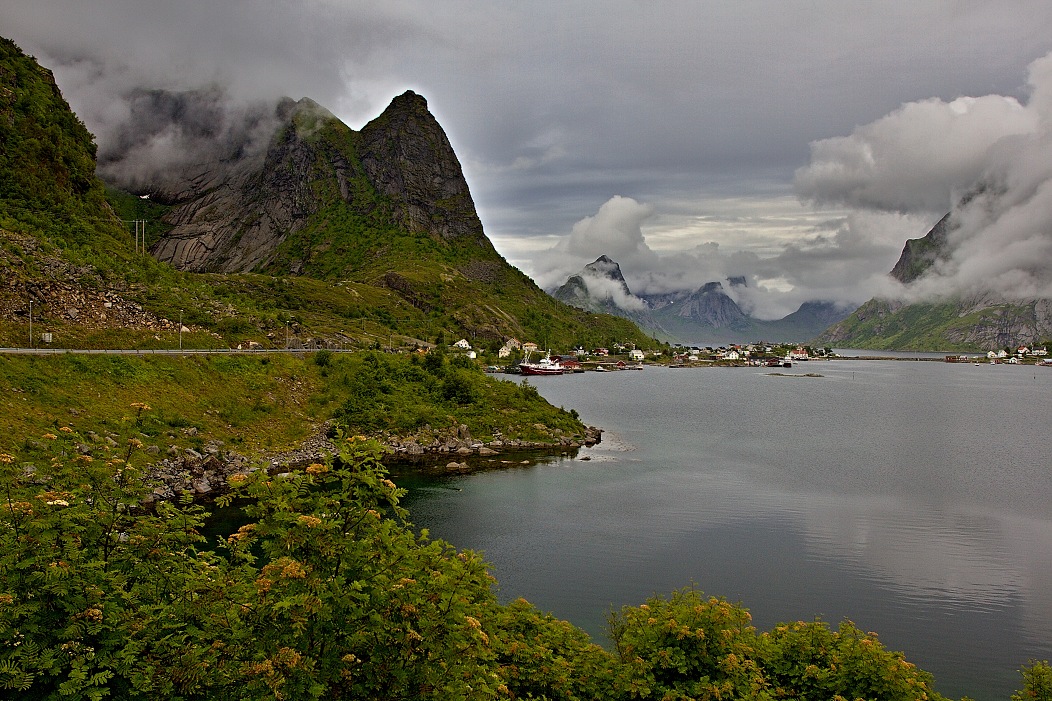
[434,336,838,375]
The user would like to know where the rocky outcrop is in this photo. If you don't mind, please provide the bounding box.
[140,423,603,502]
[145,97,338,272]
[553,255,642,312]
[136,89,499,275]
[889,211,953,284]
[553,255,662,335]
[359,91,490,248]
[383,424,603,460]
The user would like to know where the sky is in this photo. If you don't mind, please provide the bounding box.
[5,1,1052,318]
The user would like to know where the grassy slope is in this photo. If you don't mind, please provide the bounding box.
[0,351,586,464]
[817,298,1050,352]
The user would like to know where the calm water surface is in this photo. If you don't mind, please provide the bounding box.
[399,360,1052,700]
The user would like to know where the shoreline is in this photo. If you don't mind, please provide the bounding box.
[143,423,603,503]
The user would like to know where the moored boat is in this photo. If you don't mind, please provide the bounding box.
[519,351,564,376]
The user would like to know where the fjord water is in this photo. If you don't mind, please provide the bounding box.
[400,360,1052,700]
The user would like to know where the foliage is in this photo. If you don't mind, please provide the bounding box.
[608,588,768,700]
[1014,661,1052,701]
[608,588,951,701]
[0,422,1037,700]
[758,618,945,701]
[323,351,584,441]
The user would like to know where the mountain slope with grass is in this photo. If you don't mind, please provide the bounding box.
[0,36,653,353]
[816,207,1052,351]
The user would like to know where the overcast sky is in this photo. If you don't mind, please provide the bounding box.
[5,1,1052,317]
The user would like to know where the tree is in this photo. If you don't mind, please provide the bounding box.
[1013,661,1052,701]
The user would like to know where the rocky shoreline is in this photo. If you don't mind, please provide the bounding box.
[143,424,603,503]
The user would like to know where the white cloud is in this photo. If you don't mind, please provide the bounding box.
[794,95,1036,213]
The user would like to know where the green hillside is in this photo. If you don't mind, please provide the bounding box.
[0,38,654,355]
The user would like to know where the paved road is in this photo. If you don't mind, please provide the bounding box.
[0,347,347,355]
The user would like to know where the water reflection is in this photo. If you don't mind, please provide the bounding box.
[404,362,1052,700]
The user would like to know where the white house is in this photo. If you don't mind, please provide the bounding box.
[498,338,521,358]
[628,349,645,361]
[453,338,472,350]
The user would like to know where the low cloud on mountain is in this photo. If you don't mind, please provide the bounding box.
[797,52,1052,304]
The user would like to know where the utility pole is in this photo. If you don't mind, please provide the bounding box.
[28,300,32,349]
[179,309,183,350]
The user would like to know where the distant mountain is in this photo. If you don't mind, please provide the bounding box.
[817,206,1052,351]
[888,211,952,284]
[553,255,637,312]
[645,281,753,343]
[552,255,855,344]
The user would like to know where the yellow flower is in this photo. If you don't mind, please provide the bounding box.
[42,433,57,440]
[305,462,327,475]
[59,426,73,433]
[227,524,256,542]
[0,454,14,464]
[297,515,322,528]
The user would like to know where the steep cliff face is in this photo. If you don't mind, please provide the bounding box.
[817,195,1052,350]
[888,211,953,284]
[552,255,662,335]
[134,90,498,275]
[358,91,488,248]
[553,255,638,310]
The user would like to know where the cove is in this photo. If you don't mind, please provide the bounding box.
[400,359,1052,701]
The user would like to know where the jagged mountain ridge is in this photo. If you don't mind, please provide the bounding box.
[553,255,855,344]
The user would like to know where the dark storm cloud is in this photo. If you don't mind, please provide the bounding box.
[4,1,1052,315]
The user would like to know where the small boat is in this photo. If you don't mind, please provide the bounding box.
[519,351,564,376]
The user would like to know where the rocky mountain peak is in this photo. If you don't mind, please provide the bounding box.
[127,87,498,274]
[676,281,747,328]
[583,255,628,283]
[889,211,954,284]
[359,91,487,245]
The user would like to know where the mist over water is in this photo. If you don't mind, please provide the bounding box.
[401,361,1052,701]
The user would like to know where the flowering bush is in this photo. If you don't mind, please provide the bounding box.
[0,423,1040,700]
